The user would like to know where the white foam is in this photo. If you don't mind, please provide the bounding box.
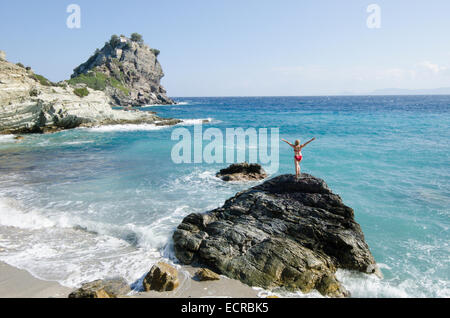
[0,197,165,287]
[139,101,189,108]
[61,141,94,146]
[336,269,414,298]
[0,227,162,288]
[85,124,167,132]
[0,197,56,229]
[140,104,166,108]
[36,140,50,146]
[254,268,435,298]
[179,118,213,125]
[82,118,213,132]
[254,287,323,298]
[0,135,15,143]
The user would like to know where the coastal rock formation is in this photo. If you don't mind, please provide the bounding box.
[216,163,268,182]
[70,34,174,106]
[143,262,180,292]
[0,57,180,134]
[195,268,220,281]
[173,174,380,297]
[0,50,5,61]
[69,278,131,298]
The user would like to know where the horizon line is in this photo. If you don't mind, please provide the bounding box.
[170,94,450,98]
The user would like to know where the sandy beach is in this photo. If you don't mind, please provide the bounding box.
[0,261,260,298]
[0,262,70,298]
[132,265,259,298]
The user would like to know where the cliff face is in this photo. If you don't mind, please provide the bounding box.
[0,56,179,134]
[70,35,174,106]
[173,174,380,297]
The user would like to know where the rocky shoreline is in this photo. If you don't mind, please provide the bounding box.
[0,57,179,135]
[0,34,178,135]
[67,173,380,298]
[1,174,380,298]
[173,174,380,297]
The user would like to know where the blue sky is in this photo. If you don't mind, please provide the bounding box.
[1,0,449,96]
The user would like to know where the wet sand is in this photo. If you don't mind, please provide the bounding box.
[0,262,70,298]
[0,261,261,298]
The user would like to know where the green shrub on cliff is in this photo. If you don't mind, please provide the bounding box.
[151,48,160,57]
[30,73,54,86]
[73,87,89,98]
[68,72,107,91]
[130,33,143,44]
[29,88,39,97]
[109,34,120,48]
[68,71,129,96]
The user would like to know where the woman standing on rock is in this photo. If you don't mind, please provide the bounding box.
[282,138,316,178]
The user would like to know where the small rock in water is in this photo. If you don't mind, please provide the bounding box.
[68,277,130,298]
[143,262,180,292]
[216,162,267,182]
[195,268,220,281]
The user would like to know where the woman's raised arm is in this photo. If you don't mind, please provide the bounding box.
[301,137,316,148]
[281,139,294,148]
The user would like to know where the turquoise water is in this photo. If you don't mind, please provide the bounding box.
[0,96,448,297]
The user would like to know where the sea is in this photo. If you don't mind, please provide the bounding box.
[0,96,448,297]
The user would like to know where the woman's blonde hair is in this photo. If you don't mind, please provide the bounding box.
[295,140,300,146]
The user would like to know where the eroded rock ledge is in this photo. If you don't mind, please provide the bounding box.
[173,174,380,297]
[0,57,180,134]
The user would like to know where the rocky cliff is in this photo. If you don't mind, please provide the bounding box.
[173,174,380,297]
[70,34,174,106]
[0,55,179,134]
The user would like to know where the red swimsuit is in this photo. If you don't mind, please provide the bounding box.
[294,145,303,162]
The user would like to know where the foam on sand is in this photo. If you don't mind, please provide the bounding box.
[0,261,70,298]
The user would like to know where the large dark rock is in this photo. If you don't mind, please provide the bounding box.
[68,277,130,298]
[216,163,268,182]
[173,174,380,297]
